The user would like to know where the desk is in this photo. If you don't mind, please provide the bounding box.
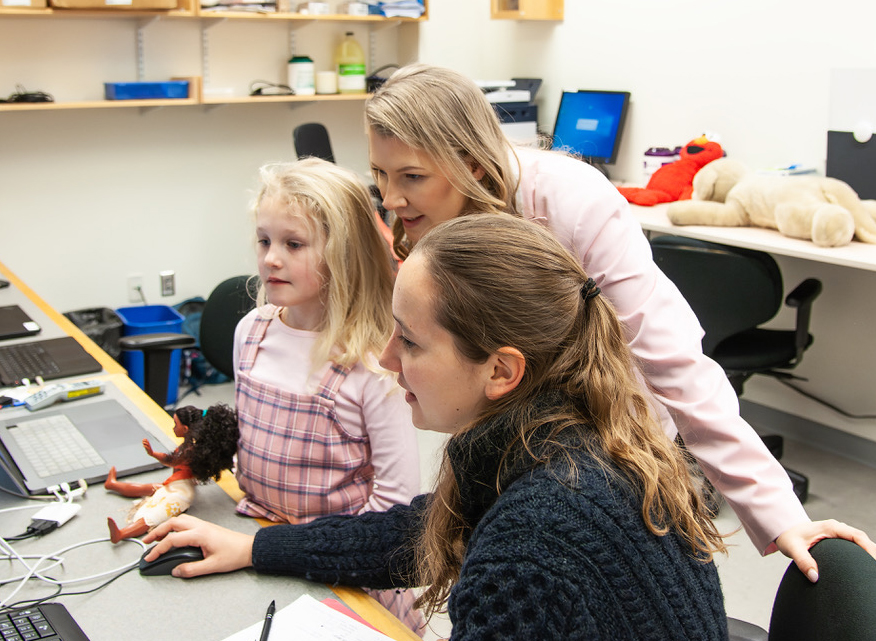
[631,202,876,272]
[630,203,876,459]
[0,261,420,641]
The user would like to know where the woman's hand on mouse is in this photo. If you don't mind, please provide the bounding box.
[142,514,254,578]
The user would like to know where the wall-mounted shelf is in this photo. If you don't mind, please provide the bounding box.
[490,0,562,21]
[0,76,377,111]
[0,2,426,111]
[0,4,426,20]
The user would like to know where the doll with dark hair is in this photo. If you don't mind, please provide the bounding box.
[105,403,239,543]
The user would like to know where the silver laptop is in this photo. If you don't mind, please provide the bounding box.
[0,399,163,496]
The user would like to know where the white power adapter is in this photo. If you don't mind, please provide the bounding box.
[32,502,81,528]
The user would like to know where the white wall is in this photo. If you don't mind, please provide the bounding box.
[2,1,875,442]
[416,0,876,445]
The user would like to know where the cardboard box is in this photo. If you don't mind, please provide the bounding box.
[2,0,49,9]
[50,0,177,9]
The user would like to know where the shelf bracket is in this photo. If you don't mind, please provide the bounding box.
[288,25,296,59]
[368,20,401,71]
[135,18,160,82]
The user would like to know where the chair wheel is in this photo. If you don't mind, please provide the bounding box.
[786,468,808,503]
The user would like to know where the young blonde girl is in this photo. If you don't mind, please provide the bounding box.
[233,157,422,632]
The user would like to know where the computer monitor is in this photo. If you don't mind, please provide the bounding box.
[551,90,630,167]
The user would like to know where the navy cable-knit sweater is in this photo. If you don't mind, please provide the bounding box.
[252,401,728,640]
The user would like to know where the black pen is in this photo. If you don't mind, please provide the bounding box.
[258,600,275,641]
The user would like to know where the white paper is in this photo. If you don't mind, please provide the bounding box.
[221,594,393,641]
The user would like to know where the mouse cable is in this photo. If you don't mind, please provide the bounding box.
[0,563,138,616]
[0,536,145,609]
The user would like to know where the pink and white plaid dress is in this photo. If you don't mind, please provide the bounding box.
[234,314,424,635]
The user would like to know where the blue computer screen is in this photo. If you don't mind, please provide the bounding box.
[551,90,630,165]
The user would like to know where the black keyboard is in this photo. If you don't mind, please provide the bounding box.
[0,343,60,385]
[0,603,90,641]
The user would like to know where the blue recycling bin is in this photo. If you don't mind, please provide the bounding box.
[116,305,186,405]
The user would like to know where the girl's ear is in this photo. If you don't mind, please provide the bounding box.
[466,157,486,181]
[485,347,525,400]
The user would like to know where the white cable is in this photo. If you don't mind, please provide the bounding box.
[0,504,46,517]
[30,537,146,585]
[0,536,45,608]
[0,535,146,608]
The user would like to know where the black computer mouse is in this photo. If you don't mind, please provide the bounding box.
[139,545,204,576]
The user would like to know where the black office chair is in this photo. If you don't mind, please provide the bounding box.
[292,121,389,224]
[729,538,876,641]
[650,235,822,502]
[118,275,256,409]
[293,122,335,164]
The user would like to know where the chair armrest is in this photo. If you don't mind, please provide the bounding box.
[785,278,822,309]
[119,332,196,352]
[784,278,822,361]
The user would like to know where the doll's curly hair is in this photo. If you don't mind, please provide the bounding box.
[173,404,239,483]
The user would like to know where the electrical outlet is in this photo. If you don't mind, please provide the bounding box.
[127,274,143,303]
[160,270,175,297]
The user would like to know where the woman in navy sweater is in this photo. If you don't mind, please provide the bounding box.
[144,214,728,640]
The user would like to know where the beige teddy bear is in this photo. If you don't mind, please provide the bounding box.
[666,157,876,247]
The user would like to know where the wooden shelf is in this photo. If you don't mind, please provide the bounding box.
[0,77,375,111]
[0,97,198,110]
[0,3,426,111]
[197,10,424,22]
[201,92,367,105]
[491,0,562,20]
[0,4,194,17]
[0,5,426,20]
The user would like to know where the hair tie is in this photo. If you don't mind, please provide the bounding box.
[202,409,208,417]
[581,278,601,302]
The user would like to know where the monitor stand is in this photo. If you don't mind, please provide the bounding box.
[584,158,610,180]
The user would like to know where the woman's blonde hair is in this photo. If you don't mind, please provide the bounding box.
[251,158,394,370]
[409,214,726,617]
[364,63,522,259]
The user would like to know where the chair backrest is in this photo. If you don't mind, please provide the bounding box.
[199,275,257,380]
[293,122,335,163]
[650,235,784,355]
[768,538,876,641]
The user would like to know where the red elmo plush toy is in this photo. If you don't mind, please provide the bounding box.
[618,135,723,206]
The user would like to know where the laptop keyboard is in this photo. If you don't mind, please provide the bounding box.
[0,603,91,640]
[7,415,105,478]
[0,342,61,384]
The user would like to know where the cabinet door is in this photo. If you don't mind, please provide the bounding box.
[491,0,562,21]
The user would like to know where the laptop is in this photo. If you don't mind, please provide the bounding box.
[0,398,163,495]
[0,305,42,340]
[0,336,102,386]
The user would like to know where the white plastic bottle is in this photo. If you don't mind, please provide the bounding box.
[287,55,315,95]
[335,32,366,94]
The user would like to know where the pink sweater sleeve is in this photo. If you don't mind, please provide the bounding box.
[515,147,810,553]
[346,369,421,514]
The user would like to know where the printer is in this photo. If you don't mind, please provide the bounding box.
[477,78,542,145]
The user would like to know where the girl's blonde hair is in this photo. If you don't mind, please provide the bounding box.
[409,214,727,617]
[364,63,522,259]
[251,158,394,370]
